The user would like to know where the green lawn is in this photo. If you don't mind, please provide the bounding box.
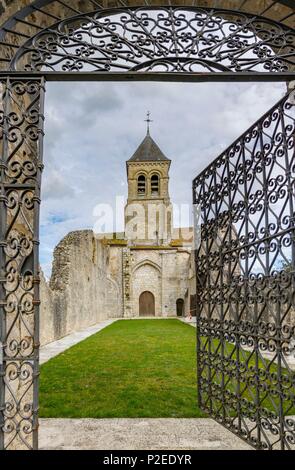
[40,319,203,418]
[40,318,295,419]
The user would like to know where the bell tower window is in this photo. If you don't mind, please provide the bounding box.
[151,174,159,195]
[137,174,146,195]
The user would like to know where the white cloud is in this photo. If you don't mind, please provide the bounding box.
[42,167,75,201]
[41,81,286,277]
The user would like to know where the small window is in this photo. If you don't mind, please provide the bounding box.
[151,174,159,194]
[137,175,146,194]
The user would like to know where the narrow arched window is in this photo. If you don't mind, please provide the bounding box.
[137,174,146,195]
[151,174,159,195]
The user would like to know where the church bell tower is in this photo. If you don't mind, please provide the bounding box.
[124,113,173,245]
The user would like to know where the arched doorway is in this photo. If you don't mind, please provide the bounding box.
[176,299,184,317]
[139,291,155,316]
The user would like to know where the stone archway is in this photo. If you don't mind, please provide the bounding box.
[139,291,155,317]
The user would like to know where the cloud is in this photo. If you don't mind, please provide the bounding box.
[42,167,75,201]
[40,81,286,277]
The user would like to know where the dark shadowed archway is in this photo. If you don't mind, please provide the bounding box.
[176,299,184,317]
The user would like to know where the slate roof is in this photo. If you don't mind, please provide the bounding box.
[128,132,170,162]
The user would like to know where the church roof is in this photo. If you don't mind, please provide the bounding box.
[128,132,170,163]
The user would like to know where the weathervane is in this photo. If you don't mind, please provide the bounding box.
[145,111,153,135]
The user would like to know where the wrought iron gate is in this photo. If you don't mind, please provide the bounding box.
[0,77,45,450]
[193,89,295,450]
[0,0,294,450]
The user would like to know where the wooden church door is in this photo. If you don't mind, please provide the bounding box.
[139,291,155,316]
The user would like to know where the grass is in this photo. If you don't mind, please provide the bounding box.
[40,319,203,418]
[200,338,295,417]
[40,318,295,418]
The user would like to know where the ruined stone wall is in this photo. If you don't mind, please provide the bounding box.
[40,230,123,345]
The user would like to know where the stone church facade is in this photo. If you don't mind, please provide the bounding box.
[40,129,196,344]
[119,127,195,318]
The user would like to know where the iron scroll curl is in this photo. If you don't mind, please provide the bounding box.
[6,7,295,77]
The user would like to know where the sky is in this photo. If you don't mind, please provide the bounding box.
[40,80,287,278]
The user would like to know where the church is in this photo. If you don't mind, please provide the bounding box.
[118,117,195,318]
[40,119,196,344]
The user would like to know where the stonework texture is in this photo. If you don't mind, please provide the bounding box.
[40,231,123,345]
[1,1,293,348]
[39,130,196,343]
[40,229,195,344]
[0,2,293,29]
[125,159,173,244]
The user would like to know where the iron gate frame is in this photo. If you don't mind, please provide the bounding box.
[193,89,295,450]
[0,0,294,451]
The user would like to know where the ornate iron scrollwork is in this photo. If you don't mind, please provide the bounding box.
[193,90,295,450]
[0,77,45,450]
[9,7,295,74]
[0,0,294,452]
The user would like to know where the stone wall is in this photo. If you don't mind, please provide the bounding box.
[127,247,193,317]
[40,230,123,345]
[132,262,162,315]
[0,1,293,29]
[40,228,194,344]
[0,0,293,82]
